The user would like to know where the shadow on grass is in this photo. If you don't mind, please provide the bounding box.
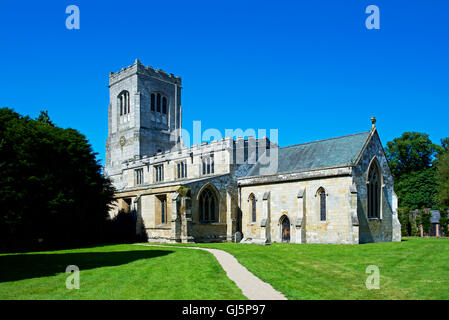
[0,249,173,283]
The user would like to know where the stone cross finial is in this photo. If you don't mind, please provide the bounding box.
[371,116,376,129]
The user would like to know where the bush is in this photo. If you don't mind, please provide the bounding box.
[398,207,410,236]
[418,208,432,236]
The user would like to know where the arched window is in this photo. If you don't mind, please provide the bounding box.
[151,93,155,111]
[162,96,167,114]
[199,187,218,223]
[157,93,161,112]
[317,187,326,221]
[249,194,256,222]
[368,161,381,218]
[280,215,290,243]
[118,91,130,116]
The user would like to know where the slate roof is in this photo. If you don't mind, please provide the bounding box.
[245,131,371,177]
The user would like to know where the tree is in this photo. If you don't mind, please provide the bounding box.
[439,208,449,237]
[436,148,449,207]
[394,168,438,209]
[385,132,441,180]
[440,137,449,154]
[0,108,114,251]
[36,110,54,127]
[385,132,441,209]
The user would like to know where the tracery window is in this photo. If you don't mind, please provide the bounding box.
[368,162,381,218]
[199,187,218,223]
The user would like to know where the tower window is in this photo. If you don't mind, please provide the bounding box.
[157,93,161,112]
[162,96,167,114]
[118,91,130,116]
[151,93,155,111]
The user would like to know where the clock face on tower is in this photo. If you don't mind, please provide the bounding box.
[119,136,126,147]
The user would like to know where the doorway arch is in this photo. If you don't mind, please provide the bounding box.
[280,215,290,243]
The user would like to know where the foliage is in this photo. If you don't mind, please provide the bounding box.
[440,137,449,154]
[439,207,449,237]
[408,209,420,236]
[418,209,432,236]
[394,168,437,209]
[385,132,441,179]
[435,150,449,207]
[385,132,441,180]
[36,110,54,127]
[398,207,433,236]
[385,132,441,209]
[177,186,191,197]
[0,108,115,251]
[398,207,410,237]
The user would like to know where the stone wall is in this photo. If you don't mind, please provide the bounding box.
[352,130,400,243]
[239,173,357,244]
[184,175,237,242]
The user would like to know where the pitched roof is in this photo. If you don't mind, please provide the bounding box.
[244,131,371,177]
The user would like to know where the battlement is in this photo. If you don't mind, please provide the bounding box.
[119,135,277,171]
[109,59,182,86]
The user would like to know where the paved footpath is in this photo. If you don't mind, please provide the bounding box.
[135,243,287,300]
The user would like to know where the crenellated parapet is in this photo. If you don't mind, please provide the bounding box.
[118,136,274,170]
[109,59,182,87]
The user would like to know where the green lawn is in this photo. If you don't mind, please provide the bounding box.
[0,244,246,300]
[1,238,448,300]
[164,237,449,300]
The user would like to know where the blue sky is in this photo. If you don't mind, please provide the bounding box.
[1,1,448,165]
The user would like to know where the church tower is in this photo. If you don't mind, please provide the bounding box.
[105,59,182,176]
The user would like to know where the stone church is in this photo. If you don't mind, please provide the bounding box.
[104,59,401,245]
